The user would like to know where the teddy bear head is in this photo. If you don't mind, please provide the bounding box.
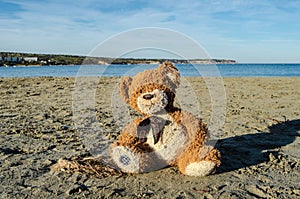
[119,62,180,115]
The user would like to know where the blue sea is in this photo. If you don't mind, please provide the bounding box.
[0,64,300,78]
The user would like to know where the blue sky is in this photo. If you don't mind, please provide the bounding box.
[0,0,300,63]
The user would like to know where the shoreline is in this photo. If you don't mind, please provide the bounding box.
[0,77,299,198]
[0,62,239,68]
[2,62,300,68]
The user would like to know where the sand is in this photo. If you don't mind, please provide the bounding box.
[0,76,299,198]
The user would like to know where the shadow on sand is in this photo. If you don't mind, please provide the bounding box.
[215,119,300,173]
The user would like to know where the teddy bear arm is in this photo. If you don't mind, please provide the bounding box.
[112,117,150,147]
[178,111,208,140]
[113,131,137,147]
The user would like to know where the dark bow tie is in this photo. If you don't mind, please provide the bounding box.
[137,116,170,144]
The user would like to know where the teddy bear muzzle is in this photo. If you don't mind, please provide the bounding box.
[137,89,168,114]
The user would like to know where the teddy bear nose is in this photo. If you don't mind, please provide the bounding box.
[143,94,154,100]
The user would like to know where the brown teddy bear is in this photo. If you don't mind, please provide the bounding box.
[110,62,221,176]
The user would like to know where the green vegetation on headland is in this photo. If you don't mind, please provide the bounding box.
[0,52,236,67]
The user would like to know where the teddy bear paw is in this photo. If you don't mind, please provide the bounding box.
[111,146,141,173]
[185,161,217,176]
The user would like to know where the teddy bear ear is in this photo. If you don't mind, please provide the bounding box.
[160,62,180,86]
[119,76,132,103]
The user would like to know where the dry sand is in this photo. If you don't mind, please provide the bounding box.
[0,76,299,198]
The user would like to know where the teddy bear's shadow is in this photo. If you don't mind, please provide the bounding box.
[215,119,300,173]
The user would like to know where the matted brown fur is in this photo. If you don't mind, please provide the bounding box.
[113,62,221,175]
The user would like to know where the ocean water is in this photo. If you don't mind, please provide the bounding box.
[0,64,300,78]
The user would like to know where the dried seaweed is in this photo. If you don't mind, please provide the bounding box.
[50,156,124,178]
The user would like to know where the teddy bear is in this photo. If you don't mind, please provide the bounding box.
[110,62,221,176]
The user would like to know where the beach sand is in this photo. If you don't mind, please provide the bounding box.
[0,77,299,198]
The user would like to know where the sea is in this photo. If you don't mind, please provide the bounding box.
[0,64,300,78]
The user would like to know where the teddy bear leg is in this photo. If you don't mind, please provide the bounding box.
[110,145,141,173]
[184,160,217,177]
[111,145,166,173]
[177,145,221,176]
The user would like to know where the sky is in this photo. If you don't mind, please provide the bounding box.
[0,0,300,63]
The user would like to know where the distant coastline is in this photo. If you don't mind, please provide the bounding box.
[0,51,237,67]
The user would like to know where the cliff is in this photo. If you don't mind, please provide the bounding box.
[0,52,237,66]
